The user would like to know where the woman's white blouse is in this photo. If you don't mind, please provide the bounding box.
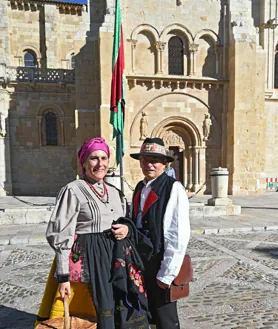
[46,179,126,275]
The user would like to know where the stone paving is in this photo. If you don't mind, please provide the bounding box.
[1,192,278,246]
[1,231,278,328]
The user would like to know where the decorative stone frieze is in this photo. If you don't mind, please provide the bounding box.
[0,66,75,86]
[127,74,227,91]
[9,0,86,15]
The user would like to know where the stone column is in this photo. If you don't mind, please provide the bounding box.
[186,147,193,190]
[192,147,200,191]
[59,118,65,146]
[188,43,199,76]
[215,45,223,78]
[155,41,166,74]
[261,0,276,91]
[131,40,137,73]
[37,116,42,145]
[0,91,12,195]
[183,150,188,188]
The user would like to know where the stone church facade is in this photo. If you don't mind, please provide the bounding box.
[0,0,277,197]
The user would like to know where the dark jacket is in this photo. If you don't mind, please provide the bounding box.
[110,217,153,317]
[131,173,176,255]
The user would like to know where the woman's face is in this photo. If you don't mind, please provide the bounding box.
[83,150,109,182]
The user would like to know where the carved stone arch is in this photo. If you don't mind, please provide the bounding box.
[164,32,189,46]
[64,49,76,69]
[165,32,190,76]
[194,30,221,77]
[151,116,202,147]
[37,104,65,118]
[66,49,75,61]
[132,25,158,75]
[131,24,160,43]
[130,92,211,146]
[129,92,217,191]
[194,29,221,45]
[16,45,41,67]
[151,116,203,191]
[161,25,193,75]
[37,104,65,146]
[160,24,193,44]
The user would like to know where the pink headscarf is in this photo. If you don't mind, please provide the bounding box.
[78,137,110,173]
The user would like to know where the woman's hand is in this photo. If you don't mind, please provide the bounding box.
[112,224,129,240]
[59,282,71,298]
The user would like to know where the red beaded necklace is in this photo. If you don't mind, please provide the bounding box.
[85,180,109,203]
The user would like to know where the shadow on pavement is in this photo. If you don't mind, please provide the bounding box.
[0,305,36,329]
[242,206,278,210]
[253,247,278,258]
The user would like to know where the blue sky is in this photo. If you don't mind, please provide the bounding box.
[58,0,87,4]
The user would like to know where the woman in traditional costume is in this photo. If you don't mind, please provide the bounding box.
[35,137,150,329]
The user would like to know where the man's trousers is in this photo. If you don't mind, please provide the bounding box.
[144,256,180,329]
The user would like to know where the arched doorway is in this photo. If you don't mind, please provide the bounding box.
[152,117,203,192]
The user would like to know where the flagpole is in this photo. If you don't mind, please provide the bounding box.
[110,0,125,193]
[118,132,124,193]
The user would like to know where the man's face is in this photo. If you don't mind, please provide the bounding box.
[139,155,167,181]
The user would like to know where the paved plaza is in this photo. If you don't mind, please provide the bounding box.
[0,192,278,328]
[1,231,278,328]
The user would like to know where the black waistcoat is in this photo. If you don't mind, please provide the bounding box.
[131,172,175,255]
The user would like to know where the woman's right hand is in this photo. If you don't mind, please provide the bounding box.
[59,282,71,298]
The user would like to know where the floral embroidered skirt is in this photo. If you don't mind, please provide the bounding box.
[68,232,150,329]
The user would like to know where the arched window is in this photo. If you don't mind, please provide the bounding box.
[38,106,65,147]
[44,111,58,146]
[24,50,37,67]
[71,53,75,69]
[168,37,184,75]
[275,49,278,88]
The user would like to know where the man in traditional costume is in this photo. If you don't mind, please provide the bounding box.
[130,137,190,329]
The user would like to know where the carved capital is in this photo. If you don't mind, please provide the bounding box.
[155,41,166,52]
[130,39,137,50]
[189,43,199,53]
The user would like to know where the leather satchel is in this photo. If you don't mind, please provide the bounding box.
[165,254,193,302]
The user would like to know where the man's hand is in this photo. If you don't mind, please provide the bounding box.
[59,282,71,298]
[112,224,129,240]
[156,279,171,289]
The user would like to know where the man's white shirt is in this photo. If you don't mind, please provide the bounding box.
[137,177,190,285]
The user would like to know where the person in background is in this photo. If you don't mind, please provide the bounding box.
[165,161,176,179]
[130,137,190,329]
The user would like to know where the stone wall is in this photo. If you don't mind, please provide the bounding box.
[0,0,10,65]
[263,0,278,182]
[227,0,266,194]
[125,0,223,38]
[100,0,226,196]
[2,0,278,197]
[8,2,88,68]
[264,99,278,178]
[0,0,89,195]
[8,85,77,196]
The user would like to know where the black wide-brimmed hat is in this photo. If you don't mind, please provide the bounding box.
[130,138,174,162]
